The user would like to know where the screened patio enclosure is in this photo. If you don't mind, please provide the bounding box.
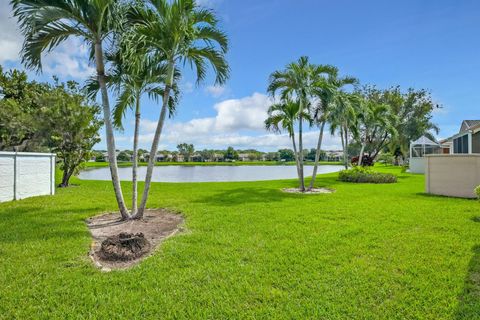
[409,136,442,173]
[410,136,443,158]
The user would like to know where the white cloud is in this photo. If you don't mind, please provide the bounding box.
[123,92,342,151]
[139,119,159,134]
[42,38,94,79]
[196,0,222,8]
[0,2,23,63]
[0,3,94,79]
[182,81,194,93]
[205,85,227,98]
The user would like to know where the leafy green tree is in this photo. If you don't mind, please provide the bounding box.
[306,148,326,161]
[224,146,239,161]
[40,82,102,187]
[265,152,279,161]
[129,0,229,218]
[354,98,397,165]
[117,151,131,162]
[177,143,195,162]
[0,66,48,151]
[383,86,439,160]
[378,152,395,165]
[278,149,295,162]
[199,149,214,162]
[94,152,106,162]
[12,0,130,219]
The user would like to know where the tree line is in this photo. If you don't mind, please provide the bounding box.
[93,146,332,163]
[265,57,438,192]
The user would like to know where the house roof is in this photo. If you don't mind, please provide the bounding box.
[411,135,439,146]
[460,120,480,133]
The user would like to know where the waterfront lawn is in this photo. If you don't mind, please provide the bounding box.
[0,167,479,319]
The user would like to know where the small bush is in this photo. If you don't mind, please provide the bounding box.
[338,166,397,184]
[351,155,374,166]
[474,185,480,199]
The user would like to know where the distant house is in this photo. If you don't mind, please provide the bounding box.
[238,153,250,161]
[129,153,146,162]
[213,153,224,162]
[448,120,480,154]
[191,153,203,162]
[326,150,343,162]
[103,151,120,162]
[155,153,173,162]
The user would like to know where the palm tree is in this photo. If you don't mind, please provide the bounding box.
[265,99,311,185]
[268,56,319,191]
[114,60,179,216]
[105,49,180,216]
[129,0,229,219]
[308,70,357,189]
[355,100,397,165]
[11,0,130,219]
[329,92,362,169]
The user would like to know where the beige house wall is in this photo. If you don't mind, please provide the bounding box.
[425,154,480,198]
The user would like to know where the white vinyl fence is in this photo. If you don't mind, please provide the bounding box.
[0,152,55,202]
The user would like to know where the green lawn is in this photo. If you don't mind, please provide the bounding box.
[0,167,479,319]
[84,160,342,168]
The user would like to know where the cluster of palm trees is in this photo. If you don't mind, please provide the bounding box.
[265,56,396,192]
[12,0,229,219]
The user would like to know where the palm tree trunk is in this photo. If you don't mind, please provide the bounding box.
[358,142,365,166]
[131,95,141,216]
[298,114,305,191]
[345,126,349,168]
[136,85,171,219]
[94,41,129,220]
[309,121,326,190]
[340,128,347,169]
[291,132,301,182]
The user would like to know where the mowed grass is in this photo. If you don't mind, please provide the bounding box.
[0,167,479,319]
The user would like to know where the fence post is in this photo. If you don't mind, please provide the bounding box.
[50,155,55,195]
[13,152,17,200]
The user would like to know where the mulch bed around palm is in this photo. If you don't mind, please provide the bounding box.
[86,209,183,271]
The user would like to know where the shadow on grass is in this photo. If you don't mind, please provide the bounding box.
[414,192,477,201]
[455,245,480,319]
[194,186,330,206]
[0,205,104,244]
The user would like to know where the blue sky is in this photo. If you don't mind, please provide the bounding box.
[1,0,480,151]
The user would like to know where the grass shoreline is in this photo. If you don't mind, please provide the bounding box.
[0,166,479,319]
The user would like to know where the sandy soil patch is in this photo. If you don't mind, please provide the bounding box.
[86,209,183,271]
[282,187,335,194]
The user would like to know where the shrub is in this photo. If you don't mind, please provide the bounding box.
[377,152,395,165]
[474,185,480,199]
[338,166,397,184]
[351,155,374,166]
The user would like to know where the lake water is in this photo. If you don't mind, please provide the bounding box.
[78,165,343,183]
